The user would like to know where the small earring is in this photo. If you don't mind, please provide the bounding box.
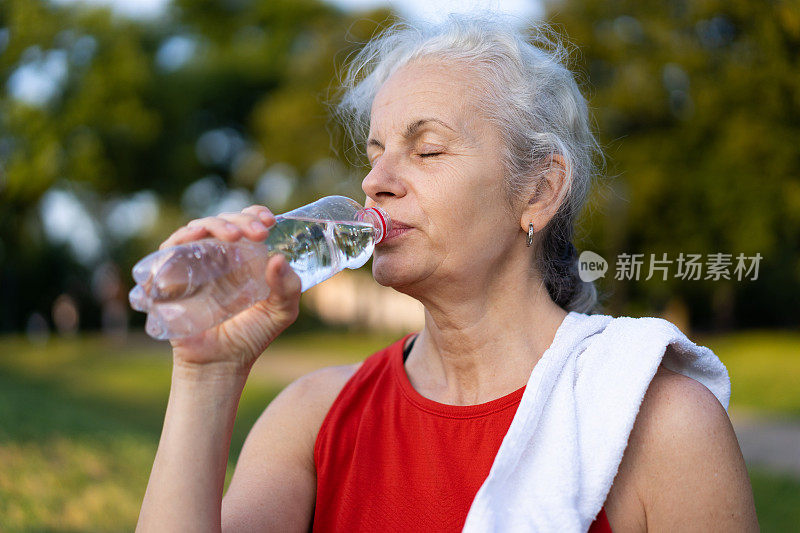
[526,222,534,247]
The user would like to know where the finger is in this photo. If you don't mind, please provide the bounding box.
[263,255,302,318]
[217,212,272,241]
[242,205,276,226]
[187,216,243,241]
[159,225,207,250]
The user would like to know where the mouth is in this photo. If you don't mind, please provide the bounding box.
[381,221,414,243]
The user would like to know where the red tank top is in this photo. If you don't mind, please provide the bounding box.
[313,334,612,532]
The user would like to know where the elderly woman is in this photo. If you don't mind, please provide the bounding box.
[137,15,758,532]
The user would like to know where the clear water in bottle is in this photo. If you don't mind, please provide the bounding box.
[268,216,376,290]
[128,197,389,340]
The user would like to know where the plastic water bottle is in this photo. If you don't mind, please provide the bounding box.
[128,196,390,340]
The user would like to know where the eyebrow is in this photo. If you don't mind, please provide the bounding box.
[367,117,455,150]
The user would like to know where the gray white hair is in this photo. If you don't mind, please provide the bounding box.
[334,13,601,313]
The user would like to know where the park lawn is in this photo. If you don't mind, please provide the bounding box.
[0,329,798,531]
[698,329,800,417]
[748,468,800,532]
[0,330,395,531]
[0,331,395,437]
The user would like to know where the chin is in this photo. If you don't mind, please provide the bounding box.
[371,264,406,288]
[371,256,424,289]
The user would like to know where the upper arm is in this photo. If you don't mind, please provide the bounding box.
[220,363,359,533]
[631,364,759,532]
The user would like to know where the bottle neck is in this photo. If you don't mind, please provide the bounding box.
[359,206,391,244]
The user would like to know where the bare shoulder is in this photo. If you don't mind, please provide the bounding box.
[231,360,363,480]
[239,359,363,467]
[221,362,362,532]
[267,361,364,455]
[609,354,758,532]
[290,362,363,416]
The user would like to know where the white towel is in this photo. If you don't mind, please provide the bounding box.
[462,311,731,532]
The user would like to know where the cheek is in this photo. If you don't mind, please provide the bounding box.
[448,192,515,259]
[413,153,510,248]
[419,172,485,226]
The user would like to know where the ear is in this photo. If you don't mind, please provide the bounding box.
[520,153,569,234]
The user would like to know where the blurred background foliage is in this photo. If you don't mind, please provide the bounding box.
[2,0,799,337]
[0,0,392,336]
[550,0,800,330]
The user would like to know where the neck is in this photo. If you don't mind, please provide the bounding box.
[402,260,569,406]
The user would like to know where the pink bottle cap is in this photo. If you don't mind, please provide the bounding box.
[360,206,392,244]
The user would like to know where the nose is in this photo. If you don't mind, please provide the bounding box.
[362,156,407,206]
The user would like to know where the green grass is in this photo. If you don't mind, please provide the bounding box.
[0,331,395,531]
[0,372,155,531]
[0,330,798,531]
[749,468,800,531]
[699,330,800,417]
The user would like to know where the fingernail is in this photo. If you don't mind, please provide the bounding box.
[259,211,275,225]
[225,222,239,233]
[251,221,267,233]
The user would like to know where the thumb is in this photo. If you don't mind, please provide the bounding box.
[263,254,302,316]
[215,254,301,361]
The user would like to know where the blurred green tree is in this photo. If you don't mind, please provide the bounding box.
[0,0,392,332]
[546,0,800,328]
[1,0,796,333]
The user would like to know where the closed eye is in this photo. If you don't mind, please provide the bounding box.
[419,152,442,158]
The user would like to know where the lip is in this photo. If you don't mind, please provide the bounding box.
[380,220,414,243]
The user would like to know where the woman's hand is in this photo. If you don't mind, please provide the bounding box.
[157,205,302,374]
